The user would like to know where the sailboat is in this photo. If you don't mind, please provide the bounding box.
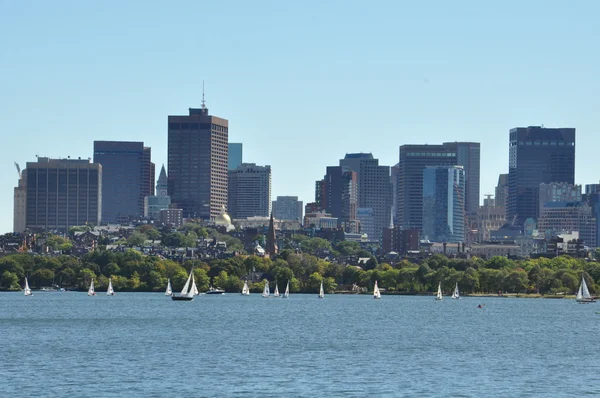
[451,283,460,299]
[283,281,290,298]
[262,280,270,298]
[273,282,280,297]
[373,280,381,299]
[24,277,32,296]
[318,280,325,299]
[106,278,115,296]
[435,282,442,301]
[576,275,596,303]
[87,279,96,296]
[165,279,172,296]
[241,280,250,296]
[171,269,195,301]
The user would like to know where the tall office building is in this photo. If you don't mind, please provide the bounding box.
[422,166,466,243]
[272,196,303,221]
[228,143,243,170]
[143,147,155,198]
[25,157,102,232]
[538,182,581,215]
[228,163,271,219]
[508,126,575,226]
[397,142,480,231]
[495,173,509,218]
[318,166,357,226]
[584,183,600,248]
[94,141,152,224]
[356,208,375,239]
[391,163,399,225]
[538,201,596,247]
[339,153,392,240]
[168,105,228,219]
[13,165,27,233]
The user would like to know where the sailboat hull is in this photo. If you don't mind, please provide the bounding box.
[576,298,596,303]
[171,295,194,301]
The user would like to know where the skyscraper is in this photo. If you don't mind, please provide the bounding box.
[25,157,102,232]
[495,173,509,219]
[508,126,575,226]
[397,142,480,230]
[339,153,392,240]
[94,141,152,223]
[422,166,466,243]
[228,163,271,219]
[272,196,303,221]
[13,165,26,233]
[319,166,357,226]
[228,143,243,170]
[168,105,228,219]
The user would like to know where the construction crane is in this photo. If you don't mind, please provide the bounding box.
[14,162,21,179]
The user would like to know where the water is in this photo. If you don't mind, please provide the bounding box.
[1,292,599,397]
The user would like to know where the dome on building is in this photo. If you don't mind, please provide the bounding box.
[215,205,232,226]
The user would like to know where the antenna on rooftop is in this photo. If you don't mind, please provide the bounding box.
[201,80,206,110]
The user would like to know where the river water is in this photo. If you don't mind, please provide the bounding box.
[1,292,599,397]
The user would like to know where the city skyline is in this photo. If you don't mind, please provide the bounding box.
[2,1,600,234]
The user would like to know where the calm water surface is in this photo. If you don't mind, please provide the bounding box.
[1,292,599,397]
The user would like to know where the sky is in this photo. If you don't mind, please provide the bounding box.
[1,0,600,234]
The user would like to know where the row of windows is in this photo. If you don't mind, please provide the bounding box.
[405,152,456,157]
[512,141,575,146]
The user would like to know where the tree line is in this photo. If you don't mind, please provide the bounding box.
[1,239,599,295]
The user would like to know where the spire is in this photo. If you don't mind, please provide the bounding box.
[201,80,206,110]
[266,212,278,257]
[156,164,168,193]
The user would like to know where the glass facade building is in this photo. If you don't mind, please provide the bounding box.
[508,126,575,227]
[397,142,479,230]
[228,143,243,171]
[422,166,465,243]
[94,141,153,224]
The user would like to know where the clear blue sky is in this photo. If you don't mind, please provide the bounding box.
[1,0,599,234]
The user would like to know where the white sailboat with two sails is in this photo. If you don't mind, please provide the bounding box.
[172,269,196,301]
[262,280,270,298]
[106,278,115,296]
[451,283,460,299]
[435,282,443,301]
[576,275,595,303]
[24,277,32,296]
[241,280,250,296]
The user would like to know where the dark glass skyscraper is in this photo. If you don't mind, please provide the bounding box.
[168,106,228,219]
[339,153,392,240]
[398,142,479,231]
[94,141,152,223]
[422,166,465,243]
[320,166,357,225]
[25,157,102,232]
[508,126,575,226]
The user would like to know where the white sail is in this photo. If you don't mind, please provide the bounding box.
[241,280,250,295]
[24,277,32,296]
[435,282,442,300]
[373,280,381,299]
[191,275,199,296]
[283,281,289,298]
[581,276,592,299]
[87,279,95,296]
[451,283,460,299]
[576,281,583,301]
[180,271,192,295]
[262,280,270,297]
[274,283,280,297]
[106,278,115,296]
[165,279,172,296]
[318,281,325,299]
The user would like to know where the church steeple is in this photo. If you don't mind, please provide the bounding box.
[266,212,278,257]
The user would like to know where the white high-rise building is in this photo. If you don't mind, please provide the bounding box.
[228,163,271,219]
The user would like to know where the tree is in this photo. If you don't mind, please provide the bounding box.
[307,272,323,293]
[503,269,529,293]
[127,231,148,246]
[30,269,55,288]
[0,271,19,290]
